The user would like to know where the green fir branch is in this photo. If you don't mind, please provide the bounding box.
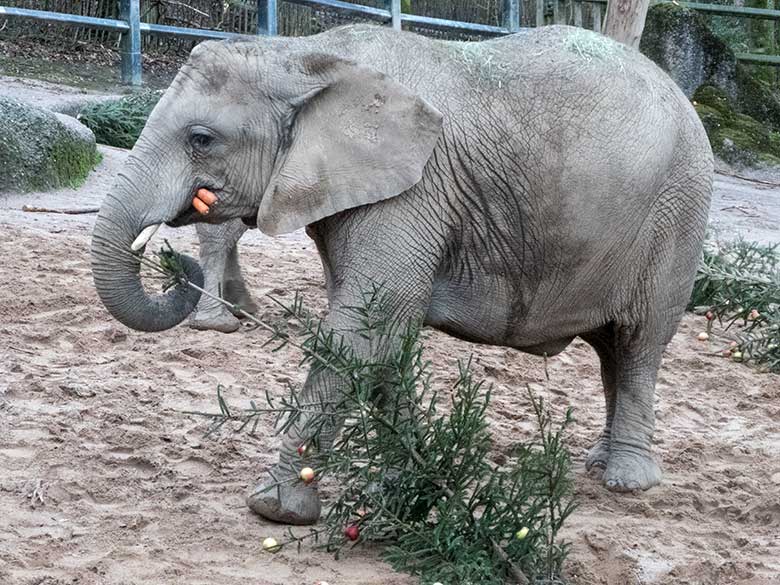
[690,239,780,372]
[190,290,576,584]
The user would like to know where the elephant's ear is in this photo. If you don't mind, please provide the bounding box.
[256,54,443,236]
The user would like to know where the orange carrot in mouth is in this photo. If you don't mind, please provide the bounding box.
[192,197,210,215]
[196,188,218,206]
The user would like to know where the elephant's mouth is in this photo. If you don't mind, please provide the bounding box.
[166,206,201,228]
[165,184,223,228]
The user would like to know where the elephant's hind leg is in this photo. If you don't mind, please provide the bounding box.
[584,323,663,491]
[223,244,259,317]
[189,219,249,333]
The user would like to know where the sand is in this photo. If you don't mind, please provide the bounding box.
[1,131,779,584]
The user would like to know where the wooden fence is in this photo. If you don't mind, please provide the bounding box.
[1,0,780,86]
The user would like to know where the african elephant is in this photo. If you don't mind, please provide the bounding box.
[91,24,713,525]
[189,219,257,333]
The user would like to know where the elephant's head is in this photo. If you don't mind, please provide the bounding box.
[91,40,443,332]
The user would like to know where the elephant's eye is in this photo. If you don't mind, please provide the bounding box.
[189,131,214,151]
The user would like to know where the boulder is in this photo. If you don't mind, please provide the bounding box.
[0,96,99,192]
[694,84,780,167]
[641,3,780,131]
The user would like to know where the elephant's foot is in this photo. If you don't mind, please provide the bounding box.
[224,279,259,317]
[603,447,661,492]
[188,310,241,333]
[585,433,611,471]
[246,473,322,525]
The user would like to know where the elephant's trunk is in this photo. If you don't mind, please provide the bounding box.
[90,164,203,332]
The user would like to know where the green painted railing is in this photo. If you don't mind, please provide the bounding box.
[681,1,780,66]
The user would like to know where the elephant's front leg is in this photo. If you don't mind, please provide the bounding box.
[246,302,380,524]
[246,362,344,524]
[189,219,252,333]
[247,286,430,524]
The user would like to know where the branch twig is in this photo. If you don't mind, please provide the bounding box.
[22,205,100,215]
[715,169,780,188]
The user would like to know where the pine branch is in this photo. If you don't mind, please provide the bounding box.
[120,240,577,583]
[690,239,780,372]
[187,285,575,584]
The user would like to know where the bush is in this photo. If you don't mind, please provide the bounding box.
[189,289,577,585]
[78,90,163,149]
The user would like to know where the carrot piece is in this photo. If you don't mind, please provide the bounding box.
[192,197,210,215]
[196,188,218,205]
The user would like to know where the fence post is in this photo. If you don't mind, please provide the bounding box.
[119,0,141,86]
[574,1,583,27]
[387,0,401,30]
[257,0,277,35]
[593,3,603,33]
[536,0,545,26]
[503,0,521,31]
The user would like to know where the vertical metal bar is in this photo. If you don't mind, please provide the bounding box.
[771,0,777,85]
[574,0,583,27]
[536,0,545,26]
[503,0,521,31]
[593,3,602,33]
[553,0,560,23]
[120,0,141,86]
[388,0,401,30]
[257,0,277,35]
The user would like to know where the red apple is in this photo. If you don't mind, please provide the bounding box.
[344,525,360,541]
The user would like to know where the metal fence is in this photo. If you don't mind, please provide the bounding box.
[1,0,780,86]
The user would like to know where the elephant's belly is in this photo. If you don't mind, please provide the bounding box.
[425,281,512,346]
[424,278,576,355]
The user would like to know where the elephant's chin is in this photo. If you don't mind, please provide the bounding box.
[241,214,258,228]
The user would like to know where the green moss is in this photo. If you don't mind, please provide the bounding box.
[693,85,735,119]
[734,65,780,130]
[693,84,780,167]
[0,96,99,192]
[51,138,101,189]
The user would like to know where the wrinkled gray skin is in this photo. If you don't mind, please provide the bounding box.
[190,219,256,333]
[91,24,713,525]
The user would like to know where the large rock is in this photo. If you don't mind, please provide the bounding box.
[0,96,99,192]
[694,84,780,167]
[641,3,780,131]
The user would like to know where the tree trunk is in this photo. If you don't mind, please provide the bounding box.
[603,0,650,49]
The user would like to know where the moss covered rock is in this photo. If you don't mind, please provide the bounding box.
[0,96,99,192]
[641,2,780,132]
[694,84,780,167]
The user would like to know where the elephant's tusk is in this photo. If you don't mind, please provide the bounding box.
[131,223,161,252]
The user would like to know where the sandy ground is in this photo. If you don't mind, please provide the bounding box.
[2,85,780,584]
[0,75,123,115]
